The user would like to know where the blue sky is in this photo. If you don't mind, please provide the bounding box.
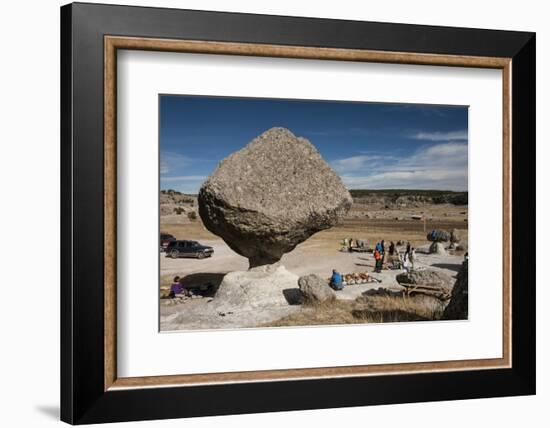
[160,95,468,193]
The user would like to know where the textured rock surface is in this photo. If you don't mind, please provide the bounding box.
[298,274,336,304]
[442,261,468,320]
[198,127,353,267]
[214,264,301,311]
[429,241,447,255]
[396,269,453,290]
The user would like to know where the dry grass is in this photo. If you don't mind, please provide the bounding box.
[161,203,468,247]
[262,293,446,327]
[308,216,468,253]
[160,221,218,241]
[161,216,468,254]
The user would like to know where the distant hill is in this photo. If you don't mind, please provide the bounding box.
[349,189,468,206]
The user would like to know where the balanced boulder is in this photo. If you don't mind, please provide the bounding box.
[427,230,450,242]
[198,127,353,267]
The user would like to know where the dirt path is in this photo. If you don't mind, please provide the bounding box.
[161,239,462,284]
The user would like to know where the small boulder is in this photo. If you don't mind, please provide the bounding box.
[298,274,336,304]
[396,269,453,290]
[450,228,461,244]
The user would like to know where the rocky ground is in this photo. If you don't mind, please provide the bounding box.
[159,191,468,331]
[160,237,466,331]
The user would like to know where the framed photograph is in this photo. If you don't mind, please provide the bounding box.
[61,2,535,424]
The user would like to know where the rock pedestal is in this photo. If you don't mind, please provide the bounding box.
[214,264,301,312]
[429,241,447,255]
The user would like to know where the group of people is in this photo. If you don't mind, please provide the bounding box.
[374,240,417,272]
[342,237,366,252]
[330,240,418,290]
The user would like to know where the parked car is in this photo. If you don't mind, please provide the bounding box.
[160,233,176,252]
[165,240,214,259]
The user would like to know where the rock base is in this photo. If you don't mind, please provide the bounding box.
[214,264,301,312]
[429,241,447,255]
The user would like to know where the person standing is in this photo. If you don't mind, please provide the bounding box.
[408,247,417,271]
[405,241,411,261]
[374,248,382,273]
[394,246,402,269]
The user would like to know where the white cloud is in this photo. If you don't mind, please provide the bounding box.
[332,142,468,191]
[160,151,193,175]
[331,155,385,172]
[411,130,468,142]
[341,170,467,190]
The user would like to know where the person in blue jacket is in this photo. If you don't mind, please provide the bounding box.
[330,269,344,290]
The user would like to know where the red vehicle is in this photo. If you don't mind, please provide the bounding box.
[160,233,176,252]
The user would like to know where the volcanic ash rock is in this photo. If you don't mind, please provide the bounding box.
[198,127,353,268]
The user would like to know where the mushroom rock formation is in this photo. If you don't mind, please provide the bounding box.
[198,127,353,268]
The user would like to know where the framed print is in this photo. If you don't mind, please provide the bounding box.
[60,2,536,424]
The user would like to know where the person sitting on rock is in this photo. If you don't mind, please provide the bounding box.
[330,269,344,290]
[169,276,184,298]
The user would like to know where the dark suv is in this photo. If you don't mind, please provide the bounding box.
[165,240,214,259]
